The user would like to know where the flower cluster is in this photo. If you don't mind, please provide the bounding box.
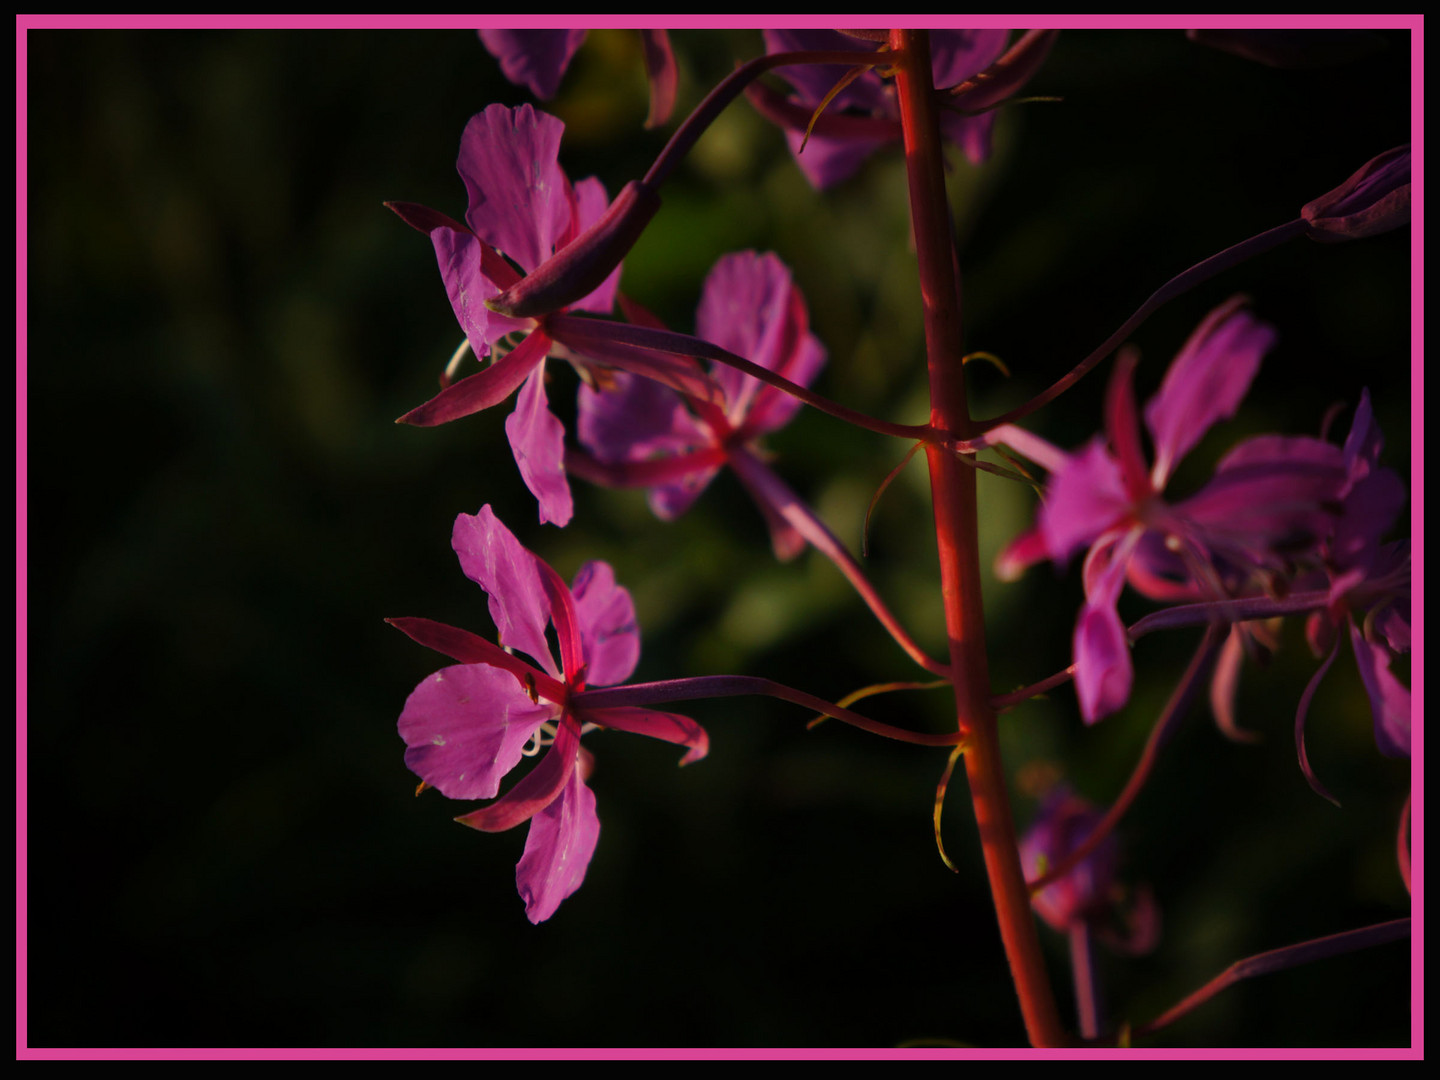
[995,298,1410,780]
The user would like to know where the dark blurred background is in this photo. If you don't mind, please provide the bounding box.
[24,27,1413,1049]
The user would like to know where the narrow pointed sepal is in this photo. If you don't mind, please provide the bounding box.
[487,181,661,319]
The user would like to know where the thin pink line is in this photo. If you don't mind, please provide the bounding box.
[15,17,29,1062]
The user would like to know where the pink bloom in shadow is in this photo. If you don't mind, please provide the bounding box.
[998,298,1348,722]
[755,29,1008,189]
[572,251,825,560]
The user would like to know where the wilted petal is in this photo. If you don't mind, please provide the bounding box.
[929,29,1011,89]
[505,360,575,527]
[1037,440,1130,565]
[570,561,640,688]
[516,758,600,924]
[459,104,570,274]
[1350,619,1411,758]
[399,664,553,801]
[1302,145,1410,242]
[1144,299,1274,488]
[479,29,587,100]
[452,506,559,677]
[583,704,709,765]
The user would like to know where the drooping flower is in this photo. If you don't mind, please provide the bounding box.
[570,250,826,559]
[1019,786,1158,953]
[996,298,1348,722]
[392,505,707,923]
[479,29,677,128]
[1302,145,1411,242]
[389,104,710,526]
[1293,391,1411,787]
[752,29,1010,189]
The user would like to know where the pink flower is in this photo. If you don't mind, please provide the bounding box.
[392,506,707,923]
[571,251,826,559]
[753,29,1009,188]
[389,105,710,527]
[479,29,677,128]
[998,298,1348,722]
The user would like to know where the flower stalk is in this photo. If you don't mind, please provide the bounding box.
[890,28,1066,1048]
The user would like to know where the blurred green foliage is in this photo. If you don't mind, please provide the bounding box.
[26,27,1411,1048]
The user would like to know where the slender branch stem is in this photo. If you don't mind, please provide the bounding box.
[1069,919,1104,1042]
[981,219,1308,430]
[1134,918,1412,1037]
[547,314,930,442]
[728,448,952,678]
[891,29,1065,1048]
[571,675,963,747]
[1027,625,1224,895]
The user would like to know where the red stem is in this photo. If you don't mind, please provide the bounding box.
[889,29,1066,1048]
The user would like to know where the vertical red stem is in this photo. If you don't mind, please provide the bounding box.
[889,29,1066,1048]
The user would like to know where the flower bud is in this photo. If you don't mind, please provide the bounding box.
[1302,146,1410,242]
[486,180,661,319]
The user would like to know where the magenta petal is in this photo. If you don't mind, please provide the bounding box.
[566,176,622,316]
[458,104,570,274]
[650,464,723,523]
[762,29,886,113]
[399,664,553,801]
[516,760,600,924]
[576,370,709,465]
[569,561,640,688]
[451,506,559,677]
[479,28,586,100]
[639,29,678,128]
[585,705,709,765]
[397,328,549,427]
[1349,619,1411,758]
[1073,546,1133,724]
[929,28,1010,90]
[456,713,582,834]
[1143,299,1275,488]
[505,360,575,527]
[744,278,827,436]
[995,525,1049,582]
[430,225,491,356]
[698,251,797,422]
[1037,440,1130,565]
[1074,600,1133,724]
[785,126,893,190]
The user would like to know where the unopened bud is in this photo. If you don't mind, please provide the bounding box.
[486,180,661,319]
[1302,146,1410,242]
